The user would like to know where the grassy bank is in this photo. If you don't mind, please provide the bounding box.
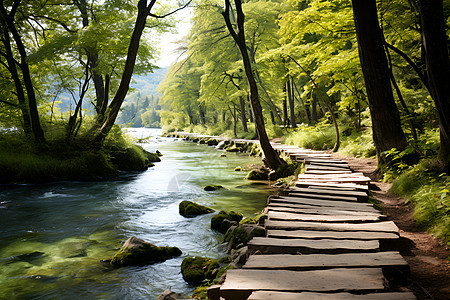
[0,126,160,184]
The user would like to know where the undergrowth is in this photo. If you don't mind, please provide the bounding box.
[390,160,450,245]
[0,125,156,184]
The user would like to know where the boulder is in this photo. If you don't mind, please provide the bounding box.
[204,184,224,191]
[181,256,219,285]
[110,236,181,267]
[211,211,243,233]
[156,289,180,300]
[245,169,269,180]
[156,150,163,157]
[230,245,249,268]
[224,224,266,252]
[179,200,214,217]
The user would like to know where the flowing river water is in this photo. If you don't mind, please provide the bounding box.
[0,128,273,299]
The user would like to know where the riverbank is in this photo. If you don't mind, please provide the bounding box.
[0,127,161,184]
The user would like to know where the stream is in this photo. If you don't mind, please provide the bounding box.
[0,128,273,299]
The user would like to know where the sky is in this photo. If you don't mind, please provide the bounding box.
[155,6,193,68]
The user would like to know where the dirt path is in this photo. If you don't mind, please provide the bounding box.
[333,153,450,300]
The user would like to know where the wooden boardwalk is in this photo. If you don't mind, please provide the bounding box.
[217,142,415,299]
[171,134,416,299]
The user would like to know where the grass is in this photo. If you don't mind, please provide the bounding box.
[0,125,155,184]
[390,159,450,245]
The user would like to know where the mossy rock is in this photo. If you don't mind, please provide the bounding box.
[110,236,181,267]
[179,200,214,217]
[207,139,219,146]
[192,286,208,299]
[156,150,163,156]
[234,166,243,171]
[245,169,269,180]
[144,149,161,162]
[211,210,243,233]
[181,256,219,285]
[224,224,266,252]
[204,184,224,191]
[269,163,298,180]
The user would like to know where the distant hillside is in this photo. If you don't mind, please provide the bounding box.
[54,67,168,113]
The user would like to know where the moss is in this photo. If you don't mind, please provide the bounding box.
[110,237,181,267]
[179,201,214,217]
[224,224,266,251]
[245,169,269,180]
[234,166,243,171]
[192,286,208,299]
[270,163,298,180]
[211,210,243,233]
[181,256,219,285]
[204,184,224,191]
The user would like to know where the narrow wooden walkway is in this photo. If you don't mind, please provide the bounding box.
[217,142,415,299]
[170,134,416,299]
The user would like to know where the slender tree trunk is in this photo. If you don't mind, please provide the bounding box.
[239,96,248,132]
[222,0,285,169]
[287,76,296,128]
[351,0,408,164]
[0,1,46,144]
[283,95,288,128]
[420,0,450,171]
[311,93,318,124]
[90,0,153,144]
[292,80,310,124]
[0,23,31,137]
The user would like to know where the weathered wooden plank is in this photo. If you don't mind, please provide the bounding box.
[310,161,350,168]
[306,165,352,172]
[268,206,384,219]
[269,196,376,211]
[265,220,399,233]
[220,268,386,300]
[244,252,408,272]
[247,291,417,300]
[295,181,369,190]
[248,237,379,254]
[287,187,368,198]
[268,211,382,223]
[296,177,370,184]
[267,229,398,240]
[268,201,379,214]
[305,170,353,174]
[286,192,359,202]
[299,172,366,178]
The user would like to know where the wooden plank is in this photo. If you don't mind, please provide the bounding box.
[248,237,379,254]
[310,161,350,168]
[220,268,386,300]
[269,196,376,209]
[287,187,368,198]
[287,192,359,202]
[267,229,399,240]
[305,170,353,174]
[298,172,366,178]
[268,206,384,219]
[243,252,408,271]
[296,177,370,184]
[265,220,399,233]
[268,201,379,214]
[295,181,369,190]
[268,211,382,223]
[306,165,352,171]
[248,291,417,300]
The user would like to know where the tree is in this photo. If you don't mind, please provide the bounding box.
[351,0,408,164]
[221,0,285,169]
[419,0,450,171]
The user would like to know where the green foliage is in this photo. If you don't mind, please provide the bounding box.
[390,160,450,244]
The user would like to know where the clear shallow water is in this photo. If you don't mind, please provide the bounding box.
[0,128,273,299]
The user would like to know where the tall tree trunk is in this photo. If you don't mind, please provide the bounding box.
[420,0,450,171]
[0,22,31,137]
[283,95,288,128]
[239,96,248,132]
[90,0,152,144]
[351,0,408,164]
[222,0,285,169]
[287,76,297,128]
[311,93,318,124]
[292,80,310,124]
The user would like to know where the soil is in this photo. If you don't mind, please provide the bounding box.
[332,153,450,300]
